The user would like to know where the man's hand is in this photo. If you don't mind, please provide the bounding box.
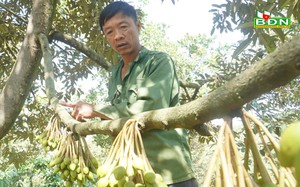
[59,101,111,121]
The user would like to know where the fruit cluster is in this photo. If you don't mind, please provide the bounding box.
[96,119,167,187]
[49,133,99,187]
[38,115,166,187]
[36,114,63,152]
[38,114,99,187]
[278,121,300,185]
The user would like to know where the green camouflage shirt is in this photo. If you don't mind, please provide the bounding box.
[95,47,195,184]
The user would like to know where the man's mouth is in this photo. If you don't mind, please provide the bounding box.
[116,43,127,49]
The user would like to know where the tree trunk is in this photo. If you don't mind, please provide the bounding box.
[69,36,300,136]
[0,0,56,139]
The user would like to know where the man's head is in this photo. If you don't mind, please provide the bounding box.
[99,1,137,32]
[98,1,142,63]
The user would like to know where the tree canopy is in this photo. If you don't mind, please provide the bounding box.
[0,0,300,177]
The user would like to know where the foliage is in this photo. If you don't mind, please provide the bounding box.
[0,0,113,170]
[210,0,300,57]
[0,156,63,187]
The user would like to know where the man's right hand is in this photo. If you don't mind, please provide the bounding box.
[59,101,111,121]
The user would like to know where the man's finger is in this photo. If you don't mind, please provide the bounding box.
[59,101,76,108]
[71,107,79,119]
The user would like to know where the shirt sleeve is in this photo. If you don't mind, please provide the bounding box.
[94,54,179,119]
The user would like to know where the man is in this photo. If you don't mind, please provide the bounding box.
[61,1,198,186]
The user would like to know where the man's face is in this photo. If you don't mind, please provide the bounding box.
[102,13,141,58]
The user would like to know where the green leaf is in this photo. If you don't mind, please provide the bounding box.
[212,4,222,8]
[232,37,252,58]
[209,9,219,12]
[272,28,285,42]
[257,32,277,53]
[278,0,291,8]
[235,21,253,29]
[210,26,216,36]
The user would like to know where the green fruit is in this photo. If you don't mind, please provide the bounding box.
[54,157,63,165]
[77,181,83,187]
[65,180,73,187]
[60,172,67,180]
[97,165,109,177]
[69,163,76,171]
[83,166,89,174]
[49,160,56,168]
[143,171,156,184]
[87,171,94,182]
[46,146,51,151]
[48,135,54,141]
[60,162,67,170]
[113,166,126,180]
[53,166,60,174]
[98,177,109,187]
[294,152,300,186]
[124,181,135,187]
[70,170,77,179]
[63,157,71,165]
[118,177,127,187]
[70,176,76,182]
[48,140,53,147]
[76,166,81,173]
[42,139,48,146]
[51,142,57,149]
[36,133,45,140]
[63,169,70,177]
[77,173,83,181]
[155,174,163,183]
[279,121,300,167]
[73,158,79,165]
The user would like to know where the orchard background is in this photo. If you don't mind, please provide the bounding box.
[0,0,300,186]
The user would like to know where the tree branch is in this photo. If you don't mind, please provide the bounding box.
[71,35,300,136]
[0,0,56,140]
[50,31,112,70]
[38,33,81,129]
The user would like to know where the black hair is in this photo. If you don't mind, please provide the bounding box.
[99,1,137,31]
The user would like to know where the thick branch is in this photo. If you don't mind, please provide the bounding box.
[0,0,56,139]
[50,31,111,70]
[72,35,300,136]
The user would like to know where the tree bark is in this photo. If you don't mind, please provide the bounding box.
[69,35,300,136]
[0,0,56,139]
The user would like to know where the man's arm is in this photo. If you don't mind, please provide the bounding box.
[60,101,112,121]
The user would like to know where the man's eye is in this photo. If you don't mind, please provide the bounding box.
[121,25,128,29]
[106,31,112,36]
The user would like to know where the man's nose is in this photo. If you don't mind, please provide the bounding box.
[114,29,124,40]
